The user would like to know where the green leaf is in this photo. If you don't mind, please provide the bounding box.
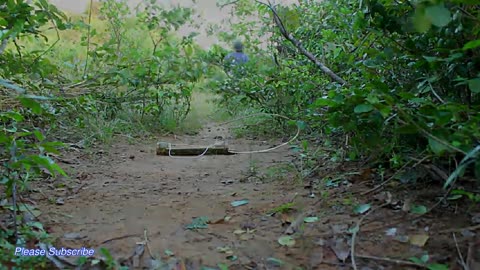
[420,254,429,263]
[185,216,209,230]
[425,5,451,27]
[444,145,480,188]
[1,111,24,122]
[296,120,307,130]
[428,138,449,155]
[446,194,463,200]
[313,98,335,106]
[278,235,295,247]
[348,224,360,233]
[19,98,43,114]
[231,200,249,207]
[304,216,319,223]
[39,141,64,154]
[423,56,439,63]
[410,205,427,215]
[462,39,480,50]
[475,159,480,180]
[217,263,229,270]
[266,257,284,266]
[427,263,449,270]
[28,155,67,177]
[354,104,374,113]
[409,257,424,265]
[353,203,371,214]
[413,9,432,32]
[468,78,480,93]
[33,130,45,141]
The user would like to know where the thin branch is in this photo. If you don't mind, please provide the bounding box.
[396,109,467,155]
[13,39,23,59]
[83,0,94,78]
[453,233,469,270]
[32,5,62,63]
[351,203,389,270]
[218,0,241,8]
[356,254,428,268]
[428,81,446,104]
[256,0,347,85]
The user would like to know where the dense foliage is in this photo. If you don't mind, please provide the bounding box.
[217,0,480,182]
[1,0,206,268]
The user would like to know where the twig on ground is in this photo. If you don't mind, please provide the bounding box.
[453,233,470,270]
[356,254,428,268]
[351,202,390,270]
[143,229,155,259]
[100,233,141,244]
[439,224,480,234]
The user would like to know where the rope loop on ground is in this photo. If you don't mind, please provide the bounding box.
[167,112,300,159]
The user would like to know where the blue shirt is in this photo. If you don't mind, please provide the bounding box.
[224,52,249,66]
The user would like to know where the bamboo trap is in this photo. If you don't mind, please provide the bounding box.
[156,142,235,156]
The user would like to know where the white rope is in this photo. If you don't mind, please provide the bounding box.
[164,113,301,158]
[167,142,213,159]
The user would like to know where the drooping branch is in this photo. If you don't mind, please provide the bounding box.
[257,0,347,85]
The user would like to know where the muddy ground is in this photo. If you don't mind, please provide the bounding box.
[30,117,480,270]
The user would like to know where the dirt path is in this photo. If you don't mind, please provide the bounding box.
[33,116,479,269]
[37,122,326,268]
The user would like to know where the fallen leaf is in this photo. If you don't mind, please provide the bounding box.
[304,216,319,223]
[55,198,65,205]
[410,205,427,215]
[164,249,174,256]
[278,235,296,247]
[233,229,246,235]
[385,228,397,237]
[266,257,284,267]
[240,233,253,241]
[63,232,85,240]
[185,216,209,230]
[226,255,237,261]
[309,247,324,268]
[281,213,293,224]
[353,203,371,214]
[402,199,412,212]
[409,234,429,247]
[231,200,249,207]
[217,263,229,270]
[348,225,359,234]
[330,238,350,262]
[217,246,233,255]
